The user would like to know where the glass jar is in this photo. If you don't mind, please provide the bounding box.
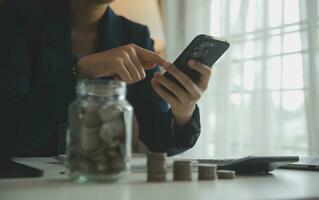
[66,80,133,183]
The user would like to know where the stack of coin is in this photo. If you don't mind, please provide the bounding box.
[147,153,167,182]
[173,160,193,181]
[198,163,217,180]
[217,170,236,179]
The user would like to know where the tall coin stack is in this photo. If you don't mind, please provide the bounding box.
[198,164,217,180]
[173,160,194,181]
[147,153,167,182]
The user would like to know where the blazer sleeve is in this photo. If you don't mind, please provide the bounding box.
[0,3,76,158]
[127,26,201,156]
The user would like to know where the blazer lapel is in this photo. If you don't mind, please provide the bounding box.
[100,7,125,51]
[43,6,123,77]
[45,6,121,72]
[44,4,72,74]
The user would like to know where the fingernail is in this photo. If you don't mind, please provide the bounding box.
[162,61,171,69]
[188,59,195,66]
[147,63,156,68]
[152,78,157,83]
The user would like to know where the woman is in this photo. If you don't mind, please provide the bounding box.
[0,0,212,157]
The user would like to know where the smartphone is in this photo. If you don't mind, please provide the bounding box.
[164,34,230,84]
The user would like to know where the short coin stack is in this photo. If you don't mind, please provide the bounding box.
[147,153,167,182]
[146,156,236,182]
[217,170,236,179]
[173,160,194,181]
[198,164,217,180]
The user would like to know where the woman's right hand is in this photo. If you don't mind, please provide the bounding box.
[76,44,168,84]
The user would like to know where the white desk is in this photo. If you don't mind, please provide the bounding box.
[1,157,319,200]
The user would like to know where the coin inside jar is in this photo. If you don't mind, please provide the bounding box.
[82,111,101,128]
[67,80,133,182]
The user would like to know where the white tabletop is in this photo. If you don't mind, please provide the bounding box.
[1,157,319,200]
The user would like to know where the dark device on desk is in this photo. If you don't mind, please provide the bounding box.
[279,157,319,171]
[164,34,230,84]
[0,159,43,178]
[198,156,299,174]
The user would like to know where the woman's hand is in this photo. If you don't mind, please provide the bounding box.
[76,44,167,83]
[151,59,212,127]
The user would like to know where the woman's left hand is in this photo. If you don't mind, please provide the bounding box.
[151,59,212,127]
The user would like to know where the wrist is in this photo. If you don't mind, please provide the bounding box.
[174,115,192,128]
[172,105,196,128]
[76,56,87,79]
[73,54,87,79]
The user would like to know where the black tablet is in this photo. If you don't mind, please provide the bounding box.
[198,156,299,174]
[0,159,44,179]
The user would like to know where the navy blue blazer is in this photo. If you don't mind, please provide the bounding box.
[0,0,201,158]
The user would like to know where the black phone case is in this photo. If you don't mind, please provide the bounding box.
[164,34,230,84]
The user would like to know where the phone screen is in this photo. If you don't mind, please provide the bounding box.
[164,34,230,84]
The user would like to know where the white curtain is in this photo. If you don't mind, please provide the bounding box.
[163,0,212,61]
[163,0,319,158]
[300,0,319,155]
[163,0,213,157]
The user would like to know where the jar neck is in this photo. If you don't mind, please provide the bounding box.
[79,94,126,101]
[76,80,126,100]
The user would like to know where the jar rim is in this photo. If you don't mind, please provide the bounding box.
[76,79,126,97]
[77,79,125,85]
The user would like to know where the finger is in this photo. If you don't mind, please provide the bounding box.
[151,78,179,106]
[113,75,121,81]
[188,59,212,89]
[126,47,146,79]
[114,61,133,83]
[143,62,157,69]
[131,44,170,67]
[154,73,192,104]
[123,52,141,82]
[162,63,202,99]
